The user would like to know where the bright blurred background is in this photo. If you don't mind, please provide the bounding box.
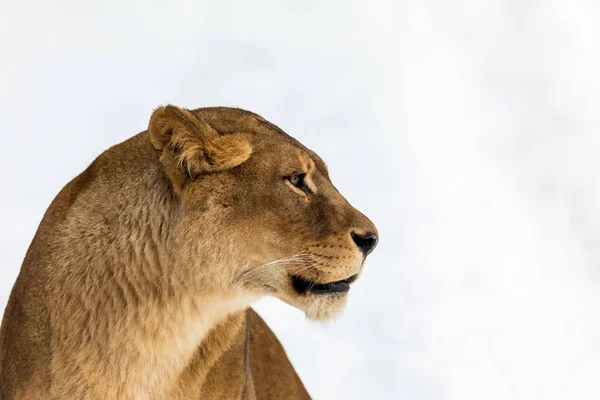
[1,1,599,399]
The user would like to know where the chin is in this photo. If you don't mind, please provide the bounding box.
[274,276,354,322]
[300,293,349,322]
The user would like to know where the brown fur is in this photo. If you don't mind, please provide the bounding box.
[0,106,378,399]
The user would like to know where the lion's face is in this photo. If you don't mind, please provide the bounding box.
[149,106,378,321]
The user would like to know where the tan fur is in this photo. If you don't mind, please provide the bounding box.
[0,106,378,399]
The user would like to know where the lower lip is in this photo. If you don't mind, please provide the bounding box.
[291,275,355,295]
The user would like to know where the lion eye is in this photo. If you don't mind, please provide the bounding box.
[289,174,304,187]
[288,173,312,195]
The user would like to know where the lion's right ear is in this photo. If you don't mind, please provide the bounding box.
[148,105,252,192]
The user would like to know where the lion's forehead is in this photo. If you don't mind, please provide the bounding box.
[191,107,330,180]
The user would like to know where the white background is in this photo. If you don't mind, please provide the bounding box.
[1,1,600,399]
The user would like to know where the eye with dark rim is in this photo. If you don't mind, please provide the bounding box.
[287,173,312,195]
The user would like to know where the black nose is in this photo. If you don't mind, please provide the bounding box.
[351,231,378,256]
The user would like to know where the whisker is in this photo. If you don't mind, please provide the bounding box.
[236,252,312,283]
[235,250,340,288]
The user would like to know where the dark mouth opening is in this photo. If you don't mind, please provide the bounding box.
[291,274,358,295]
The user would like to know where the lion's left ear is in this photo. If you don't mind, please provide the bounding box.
[148,105,252,191]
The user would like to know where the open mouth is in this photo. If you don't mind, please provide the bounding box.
[291,274,358,295]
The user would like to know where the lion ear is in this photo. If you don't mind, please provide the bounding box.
[148,105,252,191]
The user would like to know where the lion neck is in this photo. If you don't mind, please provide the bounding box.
[49,135,259,398]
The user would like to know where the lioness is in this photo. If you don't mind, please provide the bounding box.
[0,106,378,399]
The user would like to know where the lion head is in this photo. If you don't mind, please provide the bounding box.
[148,105,378,321]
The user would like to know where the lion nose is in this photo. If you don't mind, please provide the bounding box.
[350,231,378,256]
